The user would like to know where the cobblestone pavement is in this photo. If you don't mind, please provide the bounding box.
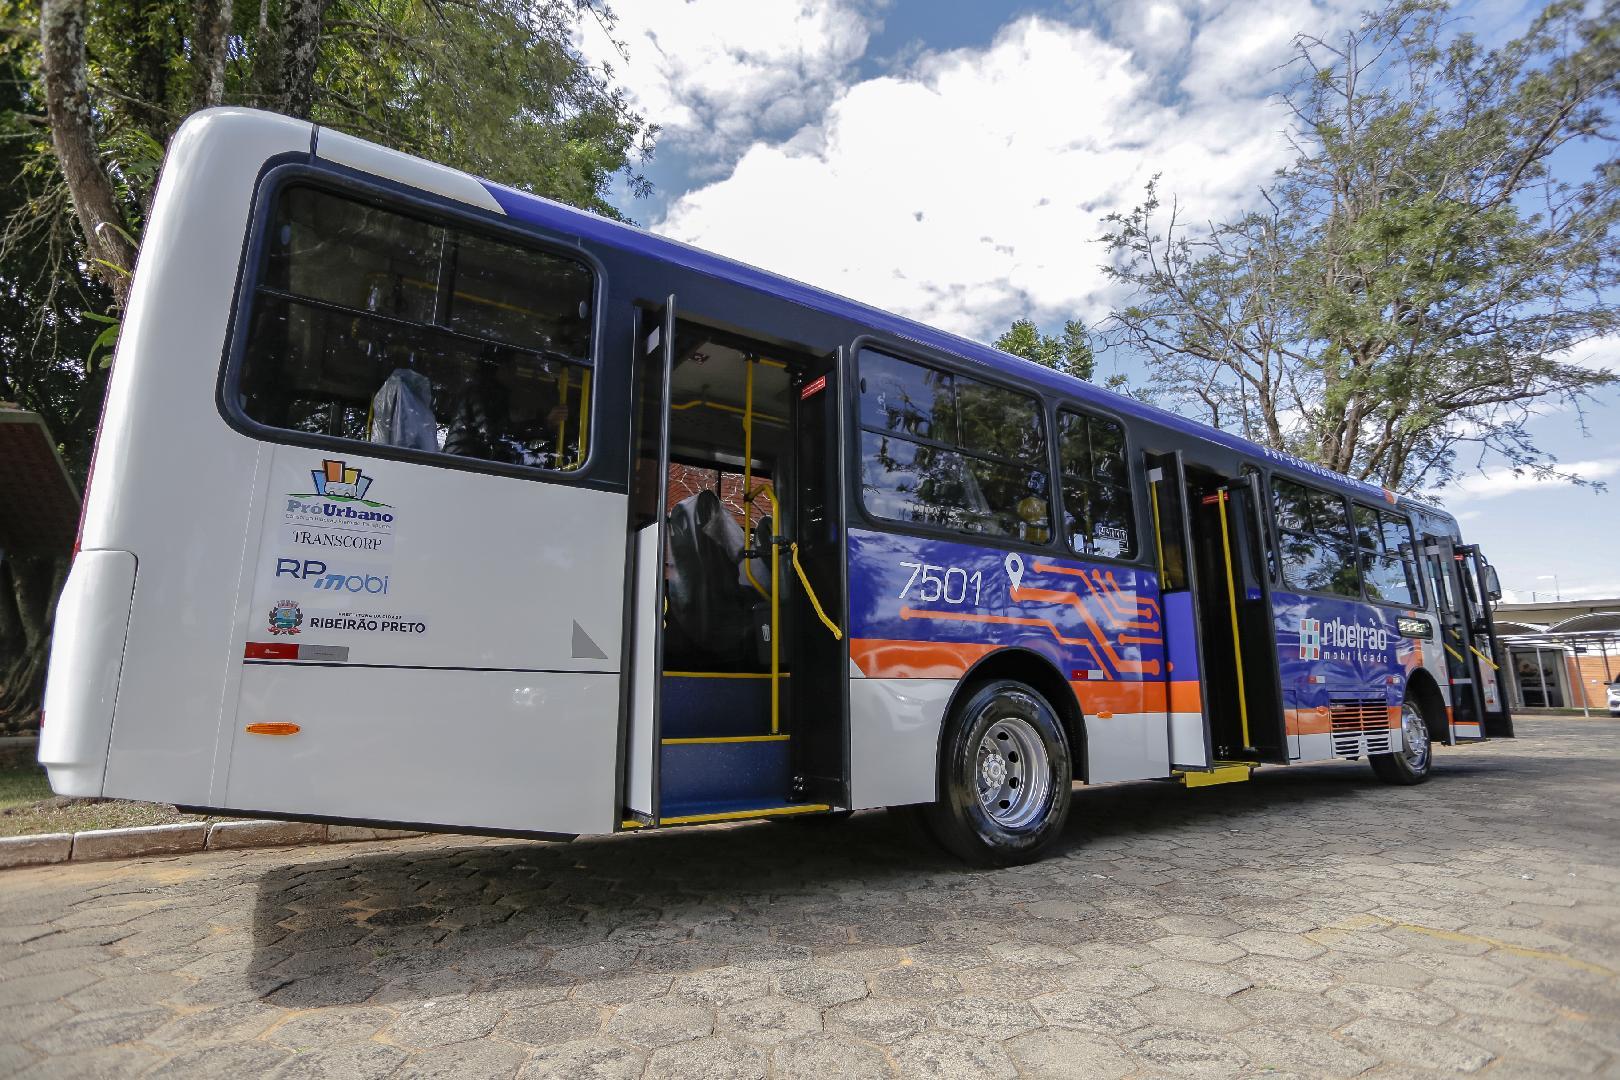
[3,718,1618,1079]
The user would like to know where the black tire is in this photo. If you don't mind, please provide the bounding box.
[1370,698,1434,785]
[924,679,1072,866]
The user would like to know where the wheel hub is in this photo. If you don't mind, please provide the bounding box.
[975,716,1053,830]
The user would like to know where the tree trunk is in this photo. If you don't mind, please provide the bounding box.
[278,0,329,119]
[190,0,236,112]
[39,0,137,309]
[0,555,68,734]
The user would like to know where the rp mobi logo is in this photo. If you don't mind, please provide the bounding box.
[1299,617,1322,660]
[304,459,388,505]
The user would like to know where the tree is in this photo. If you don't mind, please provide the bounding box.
[994,317,1096,380]
[0,0,654,729]
[1101,0,1618,494]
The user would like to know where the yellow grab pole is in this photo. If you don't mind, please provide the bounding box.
[1215,490,1251,750]
[742,360,768,599]
[792,542,843,641]
[767,489,782,733]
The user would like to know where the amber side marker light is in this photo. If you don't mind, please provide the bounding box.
[245,723,301,736]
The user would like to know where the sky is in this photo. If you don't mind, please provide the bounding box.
[576,0,1619,606]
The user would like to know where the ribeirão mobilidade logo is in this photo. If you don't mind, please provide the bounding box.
[1300,613,1392,661]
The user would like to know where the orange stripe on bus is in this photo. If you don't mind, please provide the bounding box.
[245,722,301,736]
[849,639,999,679]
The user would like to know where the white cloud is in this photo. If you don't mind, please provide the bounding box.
[1560,333,1620,374]
[1436,458,1620,503]
[577,0,878,163]
[651,10,1354,339]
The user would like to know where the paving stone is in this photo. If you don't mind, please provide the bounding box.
[1127,1027,1252,1077]
[1325,982,1457,1023]
[14,1044,161,1079]
[670,966,770,1006]
[397,1038,528,1079]
[520,1037,645,1079]
[0,967,99,1006]
[31,1006,173,1054]
[775,964,868,1008]
[1141,958,1253,997]
[148,1001,285,1048]
[1426,975,1559,1021]
[827,998,931,1044]
[931,993,1041,1039]
[643,1035,766,1080]
[265,971,382,1007]
[1451,1014,1610,1072]
[602,999,712,1048]
[867,964,961,1000]
[892,1029,1018,1079]
[1004,1029,1136,1080]
[269,1040,409,1079]
[327,826,426,843]
[1226,929,1325,960]
[147,1041,293,1077]
[1232,1023,1379,1077]
[1030,990,1149,1034]
[1131,987,1249,1033]
[1148,934,1247,964]
[773,1033,894,1079]
[1339,1017,1496,1072]
[498,1002,605,1047]
[718,995,821,1045]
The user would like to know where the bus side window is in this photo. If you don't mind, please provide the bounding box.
[1056,410,1136,560]
[858,349,1051,544]
[1353,505,1420,606]
[1271,478,1360,597]
[237,185,595,473]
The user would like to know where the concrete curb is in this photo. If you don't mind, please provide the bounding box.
[0,820,426,870]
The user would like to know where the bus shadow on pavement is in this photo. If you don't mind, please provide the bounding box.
[241,758,1486,1010]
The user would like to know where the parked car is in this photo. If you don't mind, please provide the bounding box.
[1608,680,1620,717]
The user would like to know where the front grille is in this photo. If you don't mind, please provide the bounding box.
[1329,694,1392,756]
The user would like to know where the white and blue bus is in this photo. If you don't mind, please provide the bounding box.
[41,109,1512,865]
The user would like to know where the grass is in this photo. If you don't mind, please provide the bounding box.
[0,759,209,838]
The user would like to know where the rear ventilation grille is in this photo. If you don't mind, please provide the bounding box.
[1328,694,1393,757]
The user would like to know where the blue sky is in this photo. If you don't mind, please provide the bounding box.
[579,0,1618,603]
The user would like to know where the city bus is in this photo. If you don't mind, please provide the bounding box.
[40,108,1513,865]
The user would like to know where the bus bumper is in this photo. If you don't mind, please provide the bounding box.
[39,550,137,796]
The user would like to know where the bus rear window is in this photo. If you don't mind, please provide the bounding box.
[236,185,595,472]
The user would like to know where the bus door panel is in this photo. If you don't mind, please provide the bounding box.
[787,348,850,807]
[1426,536,1486,740]
[1146,452,1212,769]
[1456,543,1513,737]
[625,300,677,818]
[1187,475,1287,763]
[228,442,627,835]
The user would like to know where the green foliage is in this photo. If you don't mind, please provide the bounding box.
[1102,0,1618,494]
[994,317,1096,381]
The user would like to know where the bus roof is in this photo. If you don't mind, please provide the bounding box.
[311,121,1444,525]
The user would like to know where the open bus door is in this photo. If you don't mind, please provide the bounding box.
[625,300,677,822]
[1440,540,1512,738]
[787,349,851,808]
[1146,452,1213,770]
[1423,536,1511,739]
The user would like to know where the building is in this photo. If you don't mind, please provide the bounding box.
[1494,598,1620,711]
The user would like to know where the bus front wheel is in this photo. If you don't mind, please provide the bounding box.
[925,680,1072,866]
[1370,700,1433,785]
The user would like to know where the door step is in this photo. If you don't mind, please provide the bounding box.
[1176,763,1253,787]
[661,672,785,738]
[660,736,791,815]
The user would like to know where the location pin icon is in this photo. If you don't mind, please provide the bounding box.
[1004,552,1025,596]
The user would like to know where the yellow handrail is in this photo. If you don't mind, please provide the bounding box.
[792,542,843,641]
[766,489,782,732]
[1215,490,1251,749]
[741,359,768,600]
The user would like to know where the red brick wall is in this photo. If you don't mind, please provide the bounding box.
[666,463,774,527]
[1565,652,1619,709]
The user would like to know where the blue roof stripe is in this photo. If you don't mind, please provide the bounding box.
[481,180,1407,509]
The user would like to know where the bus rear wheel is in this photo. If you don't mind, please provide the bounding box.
[925,679,1072,866]
[1370,699,1433,785]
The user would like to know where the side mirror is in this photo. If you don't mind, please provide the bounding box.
[1483,564,1503,602]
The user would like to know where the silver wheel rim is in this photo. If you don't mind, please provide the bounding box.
[976,716,1051,829]
[1400,701,1430,772]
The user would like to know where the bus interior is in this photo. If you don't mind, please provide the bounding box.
[647,318,833,822]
